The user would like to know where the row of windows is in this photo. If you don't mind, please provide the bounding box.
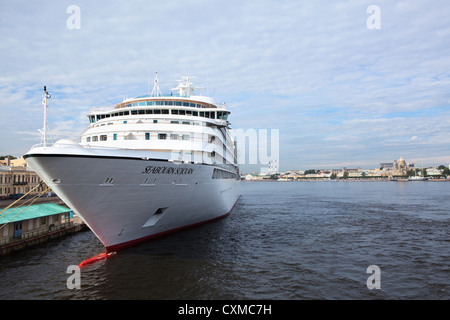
[0,184,47,197]
[90,109,229,123]
[95,119,201,127]
[86,133,192,142]
[212,168,239,180]
[0,174,42,185]
[126,100,205,108]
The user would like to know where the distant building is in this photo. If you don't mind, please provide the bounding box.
[393,156,412,176]
[380,162,393,169]
[0,165,49,199]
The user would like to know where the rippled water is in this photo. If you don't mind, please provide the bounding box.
[0,181,449,300]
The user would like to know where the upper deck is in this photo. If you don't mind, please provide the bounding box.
[87,75,230,125]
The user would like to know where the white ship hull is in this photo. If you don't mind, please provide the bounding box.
[25,145,240,251]
[27,76,241,252]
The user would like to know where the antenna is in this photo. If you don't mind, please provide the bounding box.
[151,72,162,97]
[41,86,51,147]
[147,72,150,96]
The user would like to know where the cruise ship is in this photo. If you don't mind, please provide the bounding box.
[24,75,240,252]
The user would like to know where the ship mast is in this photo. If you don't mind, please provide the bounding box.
[41,86,51,147]
[151,72,162,97]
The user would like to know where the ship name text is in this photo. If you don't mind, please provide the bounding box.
[142,166,194,175]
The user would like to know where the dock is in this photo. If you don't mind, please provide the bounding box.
[0,197,88,256]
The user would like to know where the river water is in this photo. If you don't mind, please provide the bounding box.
[0,181,448,300]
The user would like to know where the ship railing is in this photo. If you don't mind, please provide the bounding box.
[30,141,125,150]
[30,141,56,149]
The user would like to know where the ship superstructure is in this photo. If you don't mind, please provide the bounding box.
[25,75,240,251]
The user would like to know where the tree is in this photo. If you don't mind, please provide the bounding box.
[0,155,17,160]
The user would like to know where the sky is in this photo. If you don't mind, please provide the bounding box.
[1,0,450,172]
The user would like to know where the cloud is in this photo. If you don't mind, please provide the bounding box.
[1,0,450,170]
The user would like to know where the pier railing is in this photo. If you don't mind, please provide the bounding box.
[0,221,75,246]
[21,221,74,240]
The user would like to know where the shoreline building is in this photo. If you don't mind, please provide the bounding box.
[0,165,49,199]
[380,156,414,176]
[0,203,85,256]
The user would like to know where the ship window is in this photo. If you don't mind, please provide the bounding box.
[86,137,91,142]
[138,110,145,114]
[167,101,174,106]
[183,102,189,107]
[100,135,107,141]
[146,109,153,114]
[211,112,215,119]
[175,101,182,106]
[193,111,198,116]
[170,134,178,140]
[156,101,163,106]
[153,120,158,123]
[123,120,127,124]
[147,101,154,106]
[145,133,150,140]
[200,111,204,117]
[132,103,138,107]
[190,103,195,107]
[131,110,137,115]
[162,109,169,114]
[182,134,190,141]
[171,121,179,124]
[154,109,161,114]
[139,102,145,106]
[172,110,178,115]
[182,121,190,125]
[113,134,117,140]
[92,136,98,142]
[124,111,129,115]
[158,133,167,140]
[179,110,185,115]
[186,110,192,116]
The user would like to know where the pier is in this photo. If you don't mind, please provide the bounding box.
[0,197,88,256]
